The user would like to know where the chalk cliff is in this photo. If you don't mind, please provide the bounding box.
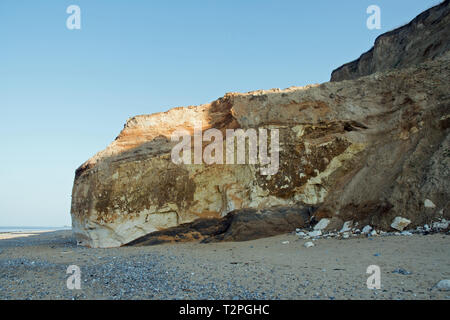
[71,2,450,247]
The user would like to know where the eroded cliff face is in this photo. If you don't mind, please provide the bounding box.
[71,53,450,247]
[71,3,450,248]
[331,0,450,82]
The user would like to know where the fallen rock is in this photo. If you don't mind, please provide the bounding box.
[314,218,330,231]
[304,241,315,248]
[432,219,449,230]
[321,216,344,232]
[424,199,437,208]
[308,230,322,238]
[339,221,352,233]
[296,231,306,237]
[126,205,311,246]
[362,225,373,234]
[391,217,412,231]
[435,280,450,291]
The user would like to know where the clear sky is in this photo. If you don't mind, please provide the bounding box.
[0,0,442,227]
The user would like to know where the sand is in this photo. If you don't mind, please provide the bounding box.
[0,230,449,300]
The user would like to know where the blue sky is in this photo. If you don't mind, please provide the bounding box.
[0,0,441,226]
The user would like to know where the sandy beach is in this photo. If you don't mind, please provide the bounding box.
[0,230,449,300]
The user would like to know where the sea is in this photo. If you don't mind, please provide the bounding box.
[0,226,71,233]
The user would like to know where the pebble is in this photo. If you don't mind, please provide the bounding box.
[392,268,412,275]
[3,225,450,300]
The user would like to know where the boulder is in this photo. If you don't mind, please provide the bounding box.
[362,225,373,234]
[126,206,312,246]
[314,218,330,231]
[323,217,344,232]
[304,242,315,248]
[435,279,450,291]
[391,217,412,231]
[339,221,353,233]
[424,199,436,208]
[308,230,322,238]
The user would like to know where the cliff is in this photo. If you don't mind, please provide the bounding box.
[71,3,450,248]
[331,0,450,81]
